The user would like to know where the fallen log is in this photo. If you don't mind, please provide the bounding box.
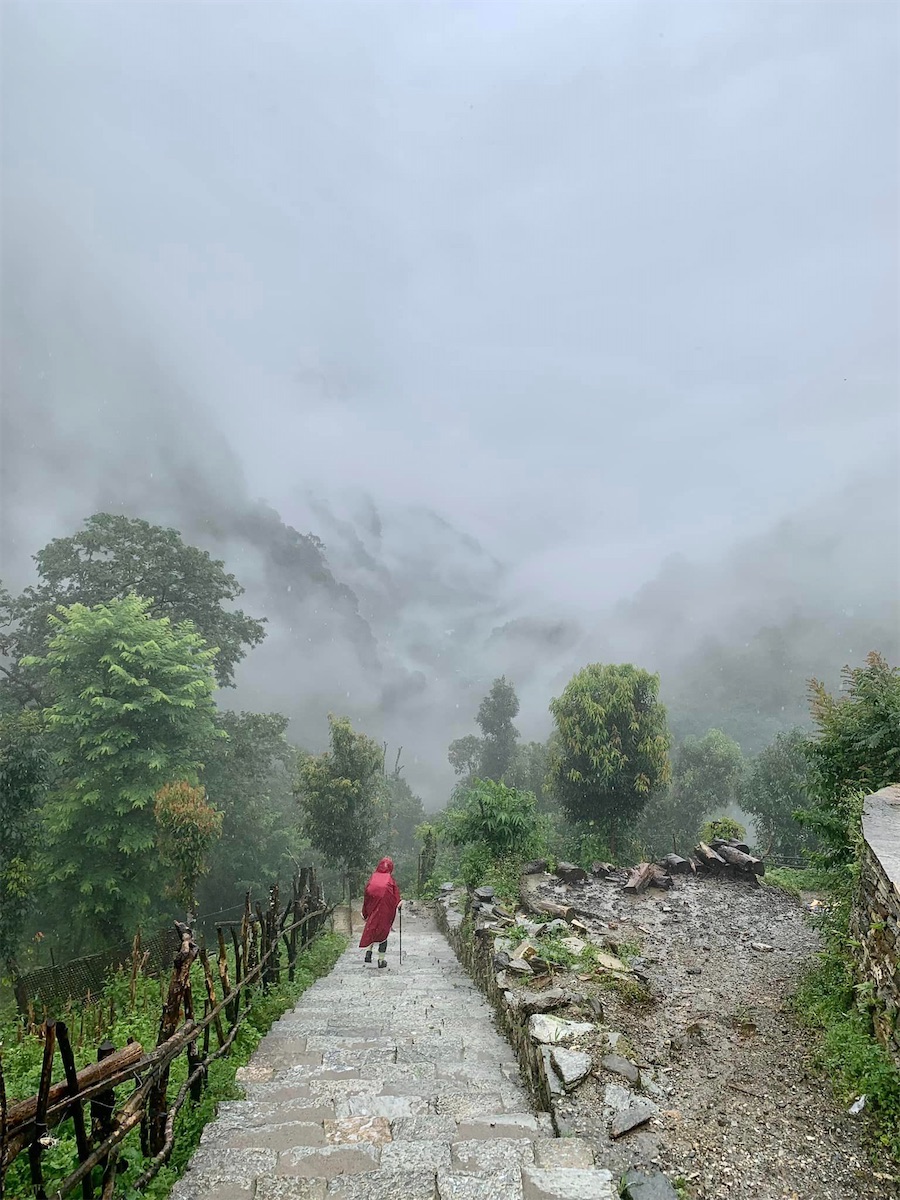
[660,853,691,875]
[3,1040,144,1133]
[715,843,765,876]
[648,864,674,890]
[623,863,655,894]
[712,837,751,854]
[694,842,726,870]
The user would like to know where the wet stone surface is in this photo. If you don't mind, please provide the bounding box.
[171,908,615,1200]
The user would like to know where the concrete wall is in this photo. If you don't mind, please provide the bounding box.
[852,785,900,1064]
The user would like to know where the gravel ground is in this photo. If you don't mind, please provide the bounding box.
[530,872,899,1200]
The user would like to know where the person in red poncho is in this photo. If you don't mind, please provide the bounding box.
[359,856,401,968]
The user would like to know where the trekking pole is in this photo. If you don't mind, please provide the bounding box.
[399,905,402,968]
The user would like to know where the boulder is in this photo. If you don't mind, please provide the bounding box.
[513,939,540,961]
[507,958,534,976]
[518,987,570,1015]
[610,1097,659,1138]
[528,1014,594,1045]
[621,1169,680,1199]
[550,1048,592,1091]
[522,859,549,875]
[590,861,616,877]
[601,1053,640,1085]
[555,861,589,884]
[473,886,495,901]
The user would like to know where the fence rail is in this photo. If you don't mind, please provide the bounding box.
[0,868,330,1200]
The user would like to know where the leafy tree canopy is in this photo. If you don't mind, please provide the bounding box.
[442,778,539,860]
[1,513,265,700]
[476,676,520,781]
[295,715,384,888]
[740,728,815,858]
[29,594,222,946]
[154,781,223,917]
[0,711,47,969]
[635,728,744,858]
[507,739,554,812]
[448,676,520,784]
[548,662,671,851]
[198,710,303,912]
[377,756,426,860]
[798,652,900,863]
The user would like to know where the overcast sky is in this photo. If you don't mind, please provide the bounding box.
[4,0,897,596]
[1,3,898,799]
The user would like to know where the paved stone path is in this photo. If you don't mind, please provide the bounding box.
[173,906,617,1200]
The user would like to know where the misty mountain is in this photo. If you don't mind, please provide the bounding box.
[2,2,896,805]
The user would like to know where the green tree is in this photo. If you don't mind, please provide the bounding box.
[741,729,815,858]
[635,728,745,858]
[447,734,484,785]
[0,712,47,976]
[448,676,521,784]
[295,716,384,896]
[443,779,539,859]
[154,781,223,917]
[798,652,900,863]
[1,513,265,701]
[548,663,671,855]
[198,710,303,913]
[508,739,554,811]
[476,676,520,781]
[377,751,426,877]
[29,595,221,945]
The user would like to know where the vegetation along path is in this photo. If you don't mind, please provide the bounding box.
[172,905,617,1199]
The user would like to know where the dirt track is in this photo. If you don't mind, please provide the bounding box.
[532,872,898,1200]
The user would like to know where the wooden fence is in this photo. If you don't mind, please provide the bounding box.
[0,870,331,1200]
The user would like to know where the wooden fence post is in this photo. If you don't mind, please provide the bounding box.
[198,946,225,1050]
[28,1019,56,1200]
[56,1021,93,1200]
[268,885,280,987]
[0,879,331,1196]
[216,928,235,1025]
[229,925,243,1020]
[91,1041,116,1148]
[145,923,197,1156]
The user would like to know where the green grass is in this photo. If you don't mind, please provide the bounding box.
[765,865,841,898]
[765,867,900,1167]
[1,931,346,1199]
[789,887,900,1166]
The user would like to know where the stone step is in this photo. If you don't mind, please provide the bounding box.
[174,916,618,1200]
[522,1167,617,1200]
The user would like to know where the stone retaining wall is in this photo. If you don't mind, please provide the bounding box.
[852,785,900,1065]
[432,891,561,1126]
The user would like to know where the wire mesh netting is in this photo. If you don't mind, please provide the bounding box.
[19,926,181,1017]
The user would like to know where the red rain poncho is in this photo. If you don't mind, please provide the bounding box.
[359,857,401,948]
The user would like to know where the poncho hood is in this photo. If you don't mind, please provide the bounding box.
[375,857,394,874]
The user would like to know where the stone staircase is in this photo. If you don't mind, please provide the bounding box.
[173,905,617,1199]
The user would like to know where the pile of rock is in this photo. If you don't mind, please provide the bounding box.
[434,882,681,1198]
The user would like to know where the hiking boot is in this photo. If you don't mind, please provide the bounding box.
[378,959,387,969]
[364,950,372,964]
